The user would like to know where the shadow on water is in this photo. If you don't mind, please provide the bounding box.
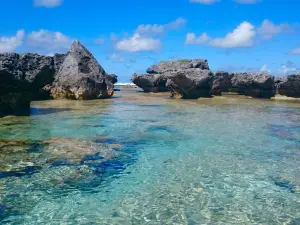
[30,107,73,116]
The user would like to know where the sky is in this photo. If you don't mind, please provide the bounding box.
[0,0,300,82]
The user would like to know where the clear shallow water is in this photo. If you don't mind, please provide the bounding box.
[0,90,300,224]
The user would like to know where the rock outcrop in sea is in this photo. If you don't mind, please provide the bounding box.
[132,59,210,94]
[0,53,66,116]
[276,74,300,97]
[132,59,279,99]
[0,40,117,117]
[50,40,116,100]
[231,72,275,98]
[166,69,214,99]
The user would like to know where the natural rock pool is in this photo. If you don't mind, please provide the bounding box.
[1,90,300,224]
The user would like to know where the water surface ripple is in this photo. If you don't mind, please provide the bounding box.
[0,90,300,224]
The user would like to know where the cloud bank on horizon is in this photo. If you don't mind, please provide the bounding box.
[0,0,299,81]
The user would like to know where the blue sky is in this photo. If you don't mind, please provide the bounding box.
[0,0,299,81]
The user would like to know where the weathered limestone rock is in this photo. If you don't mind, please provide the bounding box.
[166,69,214,99]
[276,74,300,97]
[50,40,116,100]
[231,72,276,98]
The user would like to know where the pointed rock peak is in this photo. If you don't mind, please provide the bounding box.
[69,40,91,56]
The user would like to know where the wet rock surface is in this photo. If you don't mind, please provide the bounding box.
[230,72,276,98]
[131,73,169,92]
[211,71,233,95]
[0,53,65,116]
[146,59,210,74]
[276,74,300,98]
[50,41,116,100]
[166,69,214,99]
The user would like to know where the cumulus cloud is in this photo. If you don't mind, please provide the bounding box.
[27,29,72,52]
[185,32,210,45]
[279,61,297,75]
[186,21,256,48]
[260,64,271,73]
[290,47,300,54]
[34,0,63,7]
[257,19,292,40]
[0,30,25,53]
[108,53,125,62]
[95,37,105,45]
[115,33,161,52]
[135,17,187,36]
[210,22,256,47]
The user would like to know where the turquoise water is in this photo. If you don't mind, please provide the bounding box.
[0,90,300,224]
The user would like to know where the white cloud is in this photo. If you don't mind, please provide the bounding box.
[0,30,25,53]
[109,53,125,62]
[257,19,291,40]
[260,64,271,73]
[186,22,256,48]
[290,47,300,54]
[190,0,220,4]
[115,33,161,52]
[135,17,187,36]
[95,37,105,45]
[279,61,297,75]
[34,0,63,7]
[185,32,210,45]
[210,22,255,48]
[27,29,72,52]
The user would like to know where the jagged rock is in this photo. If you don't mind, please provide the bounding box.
[211,71,233,95]
[131,73,169,92]
[146,59,209,74]
[277,74,300,97]
[166,69,214,99]
[50,40,116,100]
[0,53,65,116]
[231,72,275,98]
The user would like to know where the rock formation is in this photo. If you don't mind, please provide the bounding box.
[0,53,65,117]
[146,59,209,74]
[211,71,233,95]
[166,69,214,99]
[132,59,210,95]
[0,40,117,117]
[231,72,276,98]
[50,40,116,100]
[276,74,300,97]
[131,73,169,92]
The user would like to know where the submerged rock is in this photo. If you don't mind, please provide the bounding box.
[43,137,119,164]
[277,74,300,98]
[211,71,233,95]
[146,59,209,74]
[50,41,116,100]
[231,72,276,98]
[0,53,65,116]
[131,73,169,92]
[166,69,214,99]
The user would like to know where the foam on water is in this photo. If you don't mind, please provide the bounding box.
[0,90,300,224]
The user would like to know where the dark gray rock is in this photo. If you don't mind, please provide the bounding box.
[166,69,214,99]
[0,52,65,116]
[50,40,115,100]
[146,59,209,74]
[277,74,300,97]
[231,72,275,98]
[131,73,169,92]
[211,71,233,95]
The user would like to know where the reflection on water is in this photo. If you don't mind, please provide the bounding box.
[1,90,300,224]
